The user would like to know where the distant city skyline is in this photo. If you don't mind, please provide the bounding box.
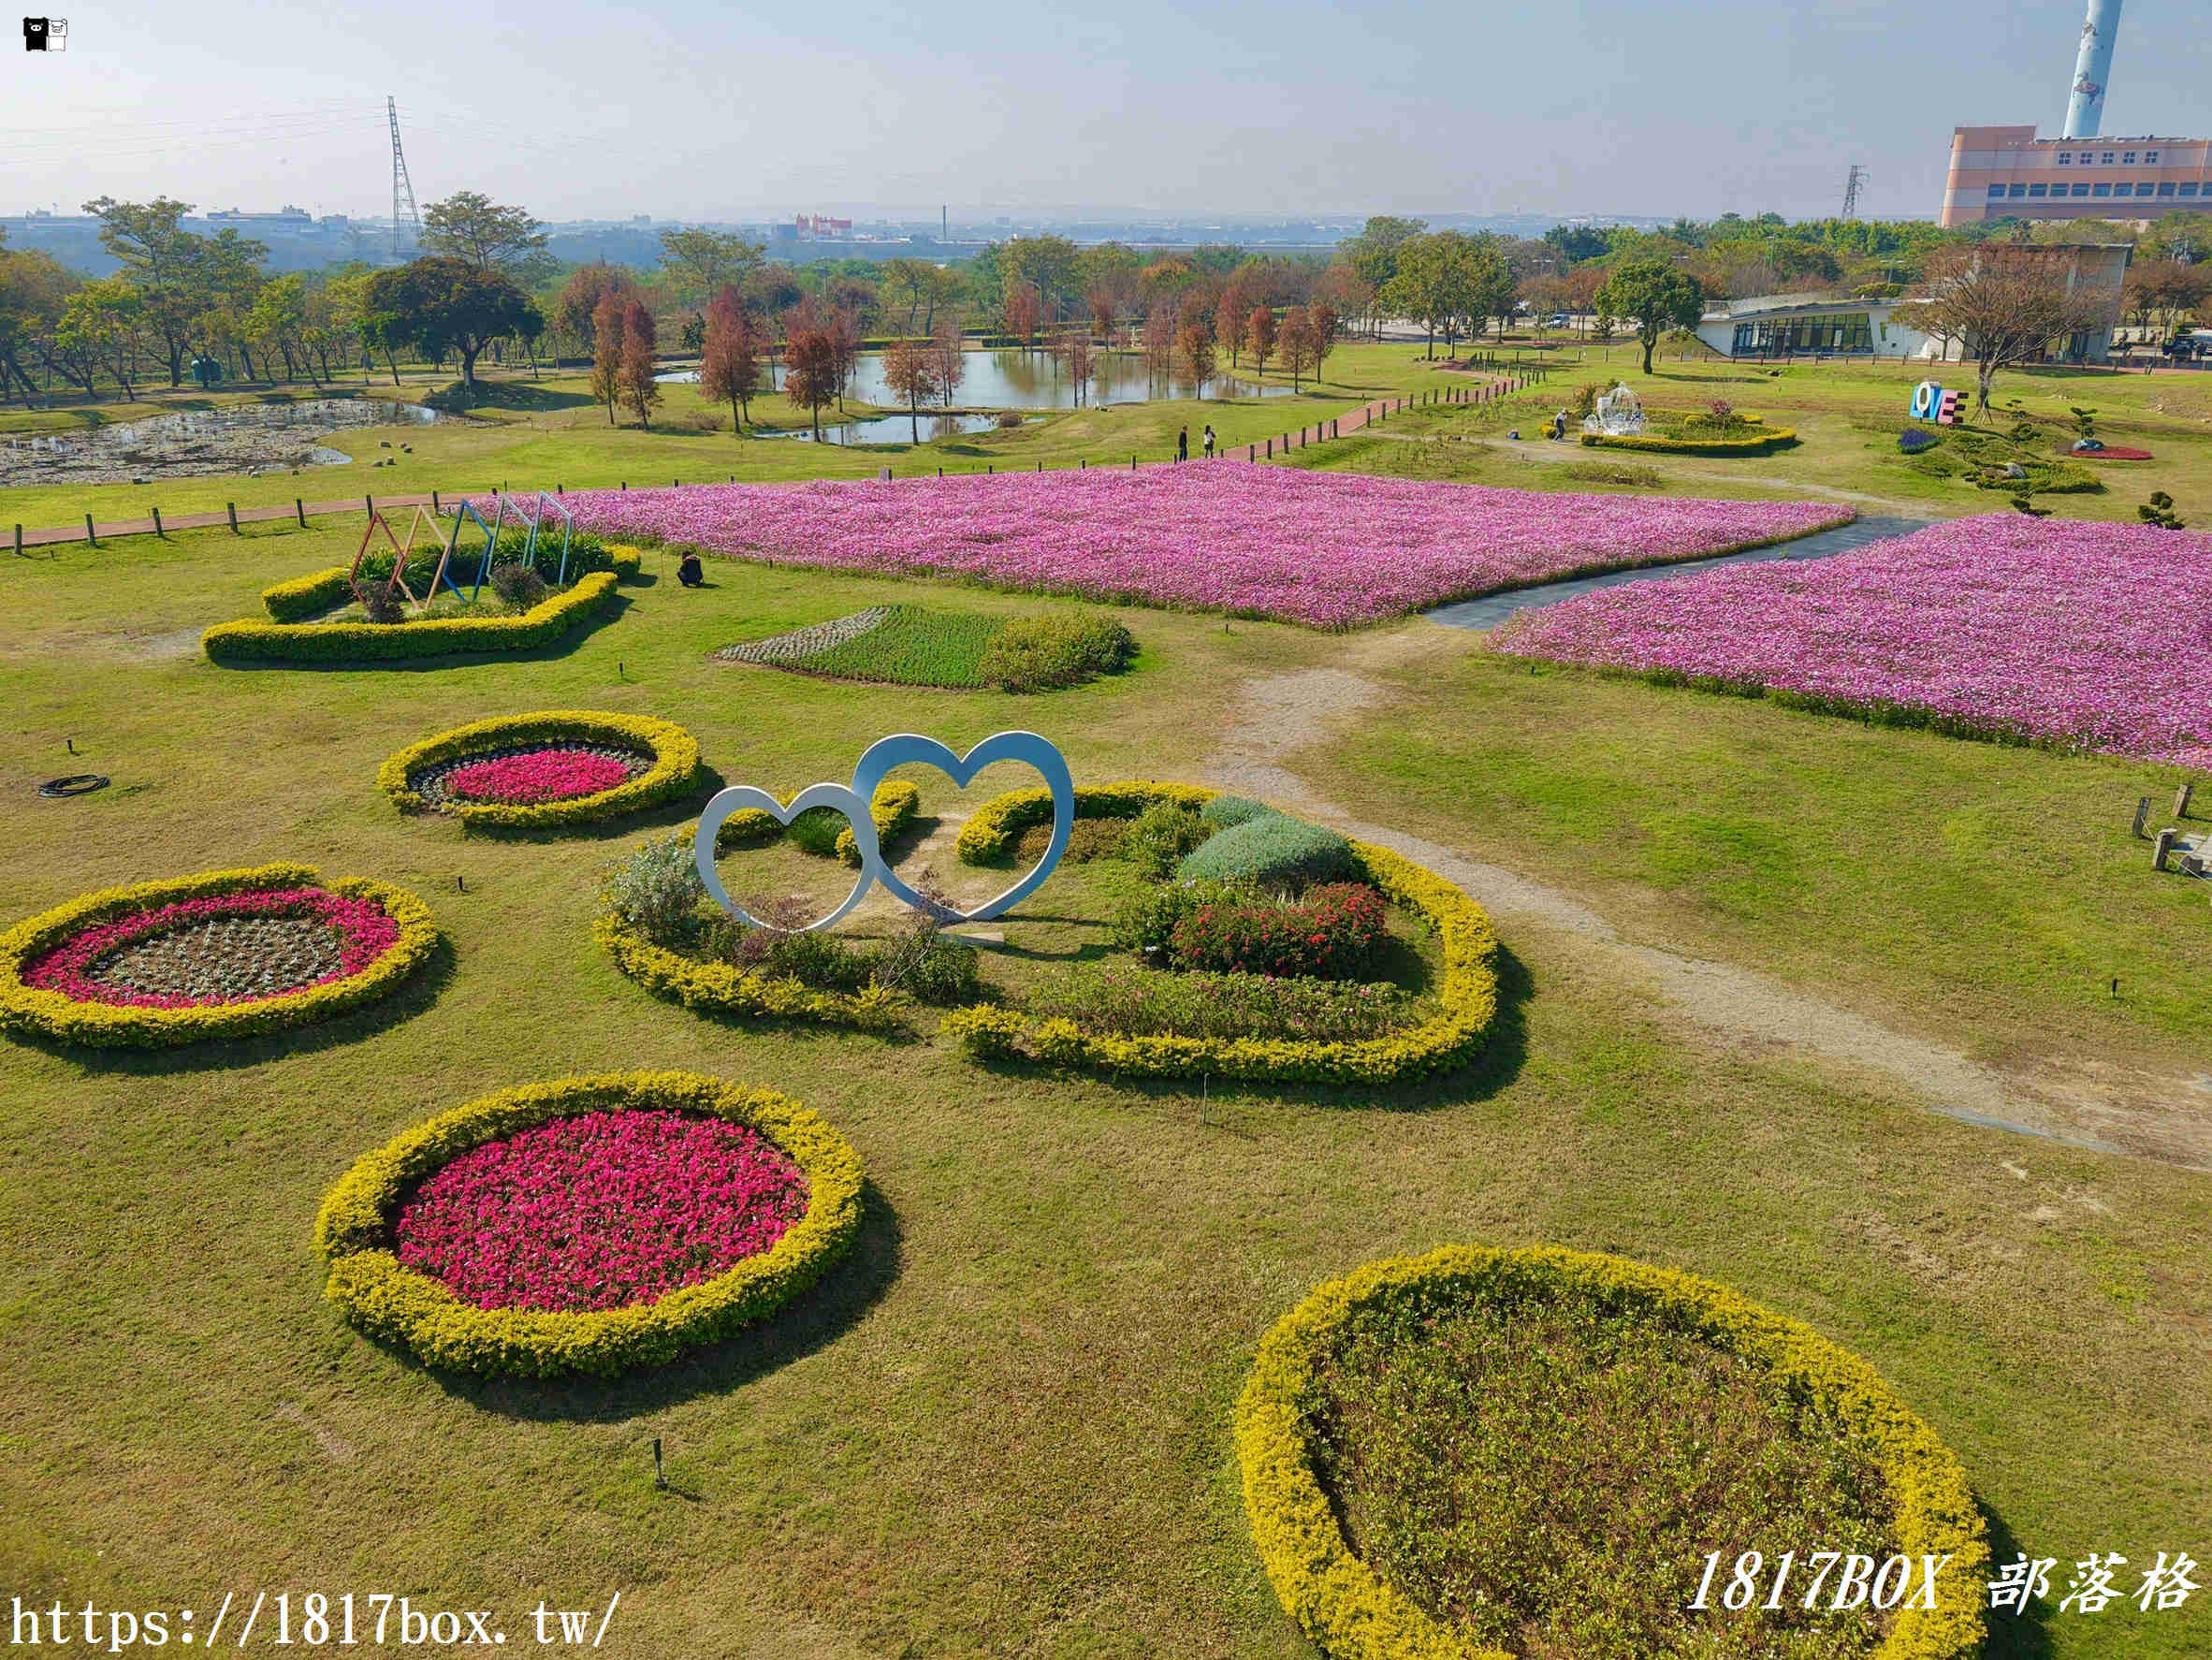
[6,0,2208,226]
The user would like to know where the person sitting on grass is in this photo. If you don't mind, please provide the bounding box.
[677,550,706,589]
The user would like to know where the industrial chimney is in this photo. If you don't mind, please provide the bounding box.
[2063,0,2120,138]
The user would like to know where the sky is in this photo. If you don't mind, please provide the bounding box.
[5,0,2209,226]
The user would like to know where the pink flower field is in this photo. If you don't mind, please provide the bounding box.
[563,470,1851,627]
[393,1110,808,1313]
[1492,514,2212,766]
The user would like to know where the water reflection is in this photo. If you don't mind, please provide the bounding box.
[761,412,1022,446]
[656,348,1290,409]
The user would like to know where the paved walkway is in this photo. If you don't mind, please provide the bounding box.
[1422,514,1928,632]
[7,375,1544,551]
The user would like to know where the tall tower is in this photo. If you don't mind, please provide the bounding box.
[387,96,423,258]
[1841,165,1867,219]
[2063,0,2122,138]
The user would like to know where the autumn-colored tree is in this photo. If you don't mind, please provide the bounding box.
[1142,299,1179,382]
[929,319,967,407]
[618,299,660,429]
[1309,304,1339,381]
[1246,306,1277,377]
[829,306,863,407]
[1279,306,1321,391]
[1003,281,1042,349]
[784,325,840,439]
[881,337,942,440]
[1087,290,1116,339]
[556,262,633,359]
[590,294,625,426]
[1173,321,1215,397]
[697,284,760,435]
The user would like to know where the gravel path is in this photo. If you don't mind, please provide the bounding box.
[1204,648,2212,1172]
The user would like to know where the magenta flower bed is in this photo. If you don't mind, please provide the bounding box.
[447,749,631,805]
[560,471,1851,627]
[392,1110,809,1313]
[22,887,400,1009]
[1492,514,2212,766]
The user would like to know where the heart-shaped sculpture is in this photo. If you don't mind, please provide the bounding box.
[692,781,880,933]
[847,730,1073,923]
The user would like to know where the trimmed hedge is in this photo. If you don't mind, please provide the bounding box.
[263,567,356,622]
[1178,813,1355,890]
[205,549,640,664]
[595,912,907,1031]
[315,1070,864,1378]
[378,710,703,833]
[1236,1245,1988,1660]
[0,863,439,1050]
[1580,428,1798,455]
[943,782,1501,1085]
[707,778,922,863]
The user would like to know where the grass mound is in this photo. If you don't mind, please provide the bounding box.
[718,604,1134,692]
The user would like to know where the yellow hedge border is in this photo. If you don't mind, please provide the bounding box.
[378,709,704,833]
[1237,1245,1988,1660]
[262,567,356,622]
[941,782,1501,1085]
[0,862,439,1050]
[203,548,641,664]
[710,779,922,866]
[595,912,906,1031]
[1580,428,1798,455]
[315,1070,864,1378]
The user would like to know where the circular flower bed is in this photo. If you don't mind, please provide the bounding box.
[1236,1245,1988,1660]
[315,1071,864,1377]
[0,864,437,1048]
[379,710,702,832]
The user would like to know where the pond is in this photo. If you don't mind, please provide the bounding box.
[760,412,1027,446]
[657,347,1292,409]
[0,399,448,487]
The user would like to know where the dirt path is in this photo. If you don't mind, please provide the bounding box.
[1203,653,2212,1172]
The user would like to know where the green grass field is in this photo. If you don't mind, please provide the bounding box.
[1,506,2206,1655]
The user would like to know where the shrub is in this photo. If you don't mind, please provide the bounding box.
[315,1070,864,1378]
[0,864,439,1050]
[1236,1245,1989,1660]
[205,570,624,664]
[1579,428,1797,456]
[261,567,355,622]
[712,778,919,865]
[978,609,1138,692]
[1021,963,1423,1044]
[1109,877,1250,958]
[596,912,908,1032]
[957,780,1217,865]
[1016,817,1127,866]
[601,834,706,947]
[786,806,850,858]
[360,587,406,626]
[867,914,982,1005]
[1199,794,1274,829]
[1170,882,1389,980]
[1898,429,1941,455]
[488,561,548,607]
[1127,799,1215,879]
[378,710,703,834]
[1178,812,1353,893]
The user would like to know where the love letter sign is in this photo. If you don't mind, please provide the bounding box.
[692,730,1074,933]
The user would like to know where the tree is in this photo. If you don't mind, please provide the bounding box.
[421,191,550,279]
[829,305,863,406]
[590,294,625,425]
[1278,306,1321,391]
[55,277,143,400]
[1173,320,1215,397]
[1344,215,1428,300]
[1003,235,1081,313]
[618,299,660,429]
[697,284,761,435]
[1309,304,1339,382]
[1002,282,1041,348]
[2123,258,2209,339]
[1052,329,1096,406]
[783,325,840,440]
[1593,260,1709,374]
[881,337,942,439]
[1384,231,1511,358]
[0,246,74,405]
[247,273,311,383]
[930,320,966,407]
[363,256,536,401]
[1902,246,2109,413]
[81,197,218,387]
[880,256,935,333]
[1246,305,1277,376]
[557,262,634,359]
[658,227,764,311]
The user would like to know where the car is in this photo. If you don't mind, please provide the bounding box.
[1544,313,1572,328]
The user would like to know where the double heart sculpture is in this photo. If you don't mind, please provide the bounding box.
[693,731,1074,932]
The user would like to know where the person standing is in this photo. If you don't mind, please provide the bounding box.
[1176,425,1188,461]
[1202,423,1216,458]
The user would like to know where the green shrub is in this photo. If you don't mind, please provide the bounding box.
[1015,817,1128,866]
[1109,877,1250,957]
[786,806,849,858]
[1022,963,1423,1043]
[1179,813,1354,892]
[1127,800,1214,879]
[601,834,706,947]
[978,609,1138,692]
[488,561,547,607]
[1199,794,1274,829]
[867,918,981,1005]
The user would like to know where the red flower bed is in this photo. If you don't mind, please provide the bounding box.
[392,1110,810,1313]
[1169,882,1389,980]
[2069,445,2154,461]
[22,887,400,1009]
[447,749,632,805]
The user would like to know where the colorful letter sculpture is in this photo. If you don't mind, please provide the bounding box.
[1911,382,1961,427]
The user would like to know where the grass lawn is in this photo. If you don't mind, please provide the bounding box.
[1,515,2206,1655]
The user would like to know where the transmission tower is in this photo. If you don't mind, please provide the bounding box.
[387,96,423,258]
[1840,165,1868,220]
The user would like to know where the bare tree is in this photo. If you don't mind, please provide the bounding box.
[882,337,941,440]
[930,320,967,407]
[1903,246,2111,414]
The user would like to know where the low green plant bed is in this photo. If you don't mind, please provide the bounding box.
[717,604,1134,692]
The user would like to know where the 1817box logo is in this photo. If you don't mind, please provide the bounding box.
[22,16,66,49]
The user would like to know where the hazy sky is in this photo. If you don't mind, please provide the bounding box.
[6,0,2209,225]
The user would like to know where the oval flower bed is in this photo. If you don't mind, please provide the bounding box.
[940,782,1500,1085]
[0,863,437,1049]
[379,710,703,833]
[315,1071,864,1378]
[1237,1245,1988,1660]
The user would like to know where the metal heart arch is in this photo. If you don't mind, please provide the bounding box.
[692,781,880,934]
[691,731,1074,934]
